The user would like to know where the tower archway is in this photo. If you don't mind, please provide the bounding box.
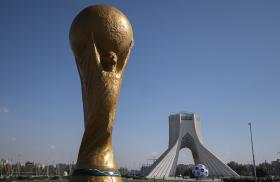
[177,148,194,165]
[176,148,194,177]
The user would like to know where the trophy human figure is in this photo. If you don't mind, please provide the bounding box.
[69,5,133,182]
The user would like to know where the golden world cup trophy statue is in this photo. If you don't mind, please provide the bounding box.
[69,5,133,182]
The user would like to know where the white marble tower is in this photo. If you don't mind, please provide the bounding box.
[146,112,239,178]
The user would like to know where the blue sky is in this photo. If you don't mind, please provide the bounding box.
[0,0,280,169]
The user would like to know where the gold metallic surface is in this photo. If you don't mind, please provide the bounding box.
[69,5,133,182]
[71,176,122,182]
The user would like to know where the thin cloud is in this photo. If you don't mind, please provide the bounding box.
[50,145,56,149]
[151,152,158,157]
[3,107,9,113]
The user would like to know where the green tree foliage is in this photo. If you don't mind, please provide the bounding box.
[175,164,192,177]
[228,161,249,175]
[228,161,280,177]
[119,167,128,177]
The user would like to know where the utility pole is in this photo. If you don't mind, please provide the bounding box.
[0,160,2,177]
[17,154,21,177]
[46,164,49,177]
[248,122,257,182]
[278,152,280,177]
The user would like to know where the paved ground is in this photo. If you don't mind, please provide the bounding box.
[15,179,219,182]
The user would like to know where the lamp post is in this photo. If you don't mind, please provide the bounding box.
[248,122,257,182]
[278,152,280,177]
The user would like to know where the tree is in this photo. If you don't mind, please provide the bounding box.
[227,161,248,175]
[119,167,128,177]
[176,164,192,177]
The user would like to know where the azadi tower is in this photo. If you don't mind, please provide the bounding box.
[146,112,239,178]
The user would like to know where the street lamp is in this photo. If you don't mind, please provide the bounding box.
[248,122,257,182]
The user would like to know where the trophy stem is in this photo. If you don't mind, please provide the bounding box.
[77,124,116,169]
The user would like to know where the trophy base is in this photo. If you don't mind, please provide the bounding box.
[70,176,123,182]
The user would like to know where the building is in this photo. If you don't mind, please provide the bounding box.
[146,112,239,178]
